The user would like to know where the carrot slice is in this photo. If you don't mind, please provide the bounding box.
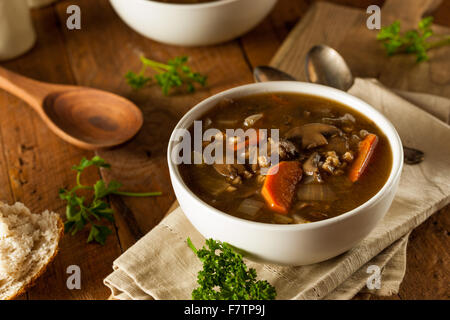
[349,133,379,182]
[261,161,303,214]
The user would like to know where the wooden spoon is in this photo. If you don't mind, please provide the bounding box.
[0,66,143,150]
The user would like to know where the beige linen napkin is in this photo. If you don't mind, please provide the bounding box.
[104,78,450,300]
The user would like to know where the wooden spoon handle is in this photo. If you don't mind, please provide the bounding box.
[0,66,51,112]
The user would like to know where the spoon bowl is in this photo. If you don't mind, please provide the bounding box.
[305,44,354,91]
[42,89,143,149]
[0,66,143,150]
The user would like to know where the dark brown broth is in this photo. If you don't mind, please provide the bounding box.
[179,93,393,224]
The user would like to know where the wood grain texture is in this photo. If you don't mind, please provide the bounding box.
[0,0,447,300]
[0,6,122,300]
[52,0,255,250]
[0,66,144,150]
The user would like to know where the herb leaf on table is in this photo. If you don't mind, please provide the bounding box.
[187,238,277,300]
[60,156,162,245]
[125,56,207,95]
[377,17,450,62]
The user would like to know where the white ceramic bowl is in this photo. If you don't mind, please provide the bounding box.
[109,0,278,46]
[168,82,403,265]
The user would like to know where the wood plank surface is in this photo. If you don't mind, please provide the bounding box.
[0,5,121,300]
[0,0,447,300]
[52,0,255,251]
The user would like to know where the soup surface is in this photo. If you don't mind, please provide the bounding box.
[178,93,393,224]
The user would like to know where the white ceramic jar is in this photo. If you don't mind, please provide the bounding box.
[0,0,36,61]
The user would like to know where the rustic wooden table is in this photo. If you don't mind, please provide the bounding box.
[0,0,448,300]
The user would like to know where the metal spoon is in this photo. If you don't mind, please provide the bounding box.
[0,66,143,150]
[253,45,424,164]
[253,66,296,82]
[305,45,354,92]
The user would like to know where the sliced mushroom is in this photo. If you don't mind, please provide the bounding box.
[269,137,299,160]
[303,152,320,175]
[323,135,350,155]
[303,152,322,183]
[285,123,341,149]
[322,113,355,125]
[213,163,245,180]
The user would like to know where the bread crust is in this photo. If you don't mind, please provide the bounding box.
[5,215,64,300]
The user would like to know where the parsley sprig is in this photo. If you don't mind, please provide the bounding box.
[60,156,161,245]
[125,56,207,95]
[377,17,450,62]
[187,238,277,300]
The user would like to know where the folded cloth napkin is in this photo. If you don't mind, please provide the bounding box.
[104,78,450,300]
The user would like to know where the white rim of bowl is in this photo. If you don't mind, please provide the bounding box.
[131,0,241,9]
[167,81,404,231]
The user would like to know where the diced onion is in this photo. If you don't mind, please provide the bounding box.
[296,184,337,201]
[292,213,310,224]
[192,169,230,196]
[237,198,264,217]
[272,214,293,224]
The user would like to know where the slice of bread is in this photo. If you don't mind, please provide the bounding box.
[0,201,63,300]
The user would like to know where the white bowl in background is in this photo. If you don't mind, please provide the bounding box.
[168,82,403,265]
[109,0,278,46]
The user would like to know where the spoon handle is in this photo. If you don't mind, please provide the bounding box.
[0,66,51,112]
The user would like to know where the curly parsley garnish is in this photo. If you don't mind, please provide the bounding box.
[377,16,450,62]
[125,56,207,95]
[60,156,161,245]
[187,238,277,300]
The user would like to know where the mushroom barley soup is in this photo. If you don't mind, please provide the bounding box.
[178,93,393,224]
